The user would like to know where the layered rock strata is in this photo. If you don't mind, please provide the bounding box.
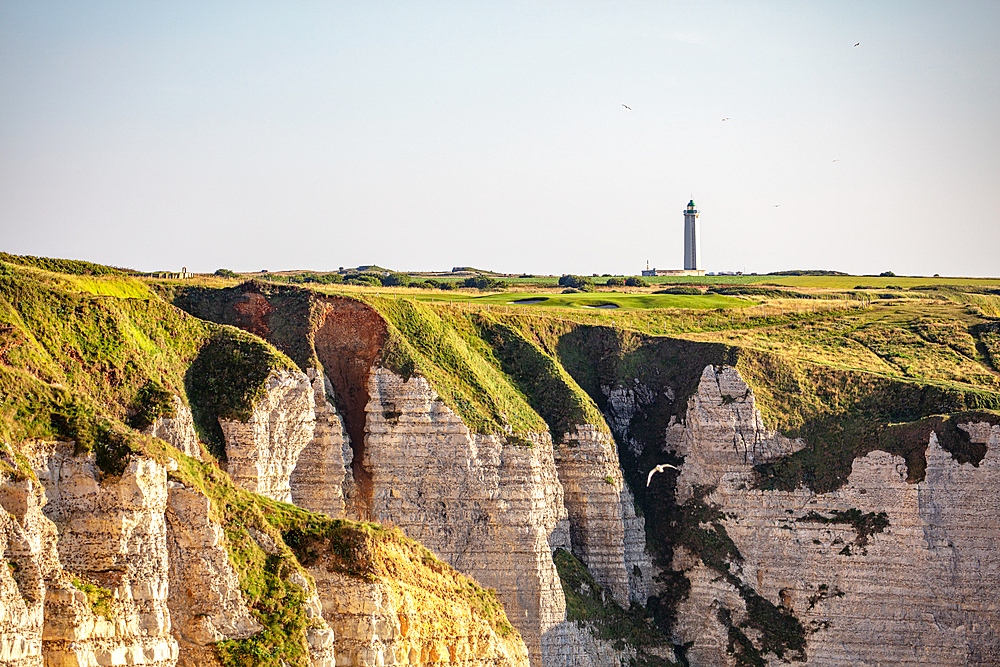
[289,369,352,519]
[670,365,1000,667]
[0,471,52,667]
[538,622,631,667]
[219,369,315,503]
[553,426,632,607]
[144,396,201,460]
[307,539,530,667]
[362,368,569,667]
[164,483,262,667]
[0,441,349,667]
[30,443,179,667]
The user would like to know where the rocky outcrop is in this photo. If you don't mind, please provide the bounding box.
[553,426,632,608]
[601,383,658,457]
[144,396,201,460]
[669,365,1000,667]
[219,369,316,503]
[164,482,262,667]
[307,539,530,667]
[0,442,347,667]
[539,622,631,667]
[620,484,653,607]
[361,368,569,667]
[0,471,52,667]
[289,369,352,518]
[29,442,179,667]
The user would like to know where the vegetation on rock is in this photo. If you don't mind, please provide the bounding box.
[554,548,679,666]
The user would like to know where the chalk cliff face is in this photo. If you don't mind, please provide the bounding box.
[289,369,352,519]
[306,538,530,667]
[164,290,659,667]
[219,369,316,503]
[554,426,648,608]
[144,396,201,461]
[19,442,179,667]
[666,365,1000,667]
[164,483,262,667]
[361,368,569,667]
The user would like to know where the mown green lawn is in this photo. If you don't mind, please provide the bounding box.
[764,275,1000,289]
[407,291,751,310]
[409,274,1000,290]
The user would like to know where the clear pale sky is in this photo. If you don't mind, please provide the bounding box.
[1,2,998,276]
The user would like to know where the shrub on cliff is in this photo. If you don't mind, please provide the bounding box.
[381,272,413,287]
[558,274,592,289]
[462,276,509,290]
[344,273,382,287]
[655,286,701,295]
[214,269,240,278]
[185,328,298,461]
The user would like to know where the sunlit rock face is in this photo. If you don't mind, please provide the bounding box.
[26,444,179,667]
[144,396,201,461]
[361,368,568,667]
[290,369,353,519]
[554,424,653,608]
[219,369,316,503]
[668,365,1000,667]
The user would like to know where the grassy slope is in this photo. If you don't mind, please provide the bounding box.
[2,259,529,667]
[0,261,328,666]
[364,295,610,438]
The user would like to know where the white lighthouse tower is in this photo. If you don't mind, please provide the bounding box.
[683,199,701,271]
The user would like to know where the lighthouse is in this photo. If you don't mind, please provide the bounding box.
[683,200,700,271]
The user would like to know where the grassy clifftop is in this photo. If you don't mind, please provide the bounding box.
[0,260,296,472]
[369,295,609,439]
[2,260,533,667]
[162,282,613,440]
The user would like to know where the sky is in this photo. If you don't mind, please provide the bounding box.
[1,1,998,277]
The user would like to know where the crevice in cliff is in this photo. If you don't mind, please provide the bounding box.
[312,297,387,516]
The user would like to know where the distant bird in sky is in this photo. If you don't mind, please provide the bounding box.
[774,204,781,207]
[622,104,631,110]
[855,42,860,47]
[832,159,840,162]
[722,117,730,121]
[647,463,679,487]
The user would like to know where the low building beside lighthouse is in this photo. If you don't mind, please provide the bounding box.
[642,199,706,277]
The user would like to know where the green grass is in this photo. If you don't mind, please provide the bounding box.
[764,275,1000,289]
[70,575,116,619]
[0,252,128,276]
[0,262,297,476]
[365,296,549,435]
[468,317,609,442]
[553,548,679,666]
[407,291,751,311]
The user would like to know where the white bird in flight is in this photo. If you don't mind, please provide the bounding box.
[622,104,631,110]
[722,117,730,121]
[647,463,679,486]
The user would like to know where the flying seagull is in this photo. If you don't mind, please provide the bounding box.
[832,159,839,162]
[774,204,781,207]
[647,463,679,487]
[722,117,730,121]
[622,104,631,110]
[855,42,860,47]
